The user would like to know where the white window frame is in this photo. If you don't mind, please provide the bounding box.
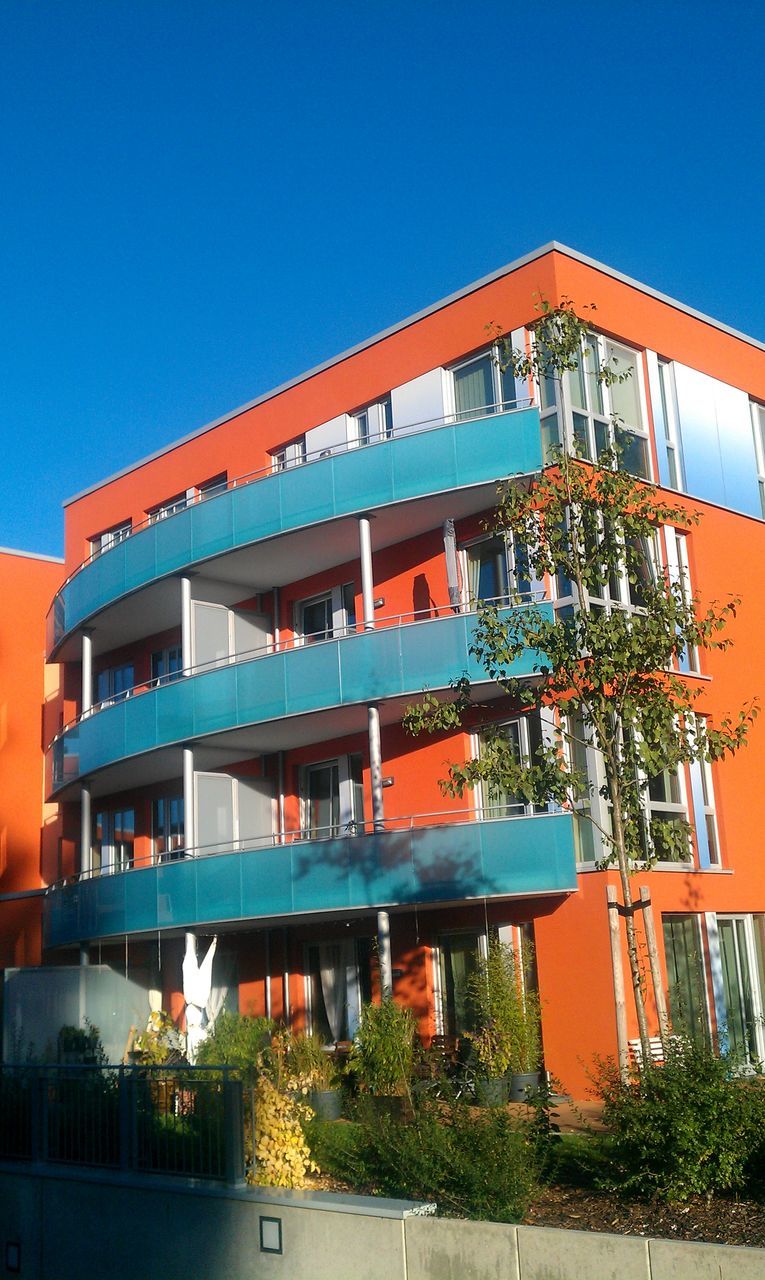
[151,793,185,863]
[300,753,365,838]
[271,438,306,472]
[349,396,393,446]
[553,520,659,616]
[710,913,765,1065]
[90,522,132,557]
[664,526,699,674]
[459,532,546,609]
[657,360,685,491]
[471,714,549,821]
[294,583,356,644]
[447,343,522,423]
[751,401,765,518]
[147,493,187,523]
[539,331,653,480]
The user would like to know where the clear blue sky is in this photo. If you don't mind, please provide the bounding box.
[2,0,764,556]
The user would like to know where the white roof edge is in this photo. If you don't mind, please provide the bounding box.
[0,545,64,564]
[64,240,765,507]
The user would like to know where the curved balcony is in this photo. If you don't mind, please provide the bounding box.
[42,812,577,948]
[47,405,543,658]
[47,605,552,800]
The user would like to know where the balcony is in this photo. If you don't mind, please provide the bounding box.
[47,405,543,658]
[47,605,551,799]
[42,812,577,948]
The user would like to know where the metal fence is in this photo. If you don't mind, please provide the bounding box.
[0,1065,244,1184]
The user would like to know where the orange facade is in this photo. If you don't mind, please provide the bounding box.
[0,550,63,971]
[10,244,765,1095]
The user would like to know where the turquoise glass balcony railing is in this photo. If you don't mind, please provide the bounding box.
[47,605,552,795]
[43,813,577,948]
[47,407,543,654]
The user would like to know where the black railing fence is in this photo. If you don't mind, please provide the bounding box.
[0,1065,244,1184]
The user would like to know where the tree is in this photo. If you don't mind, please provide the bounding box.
[404,298,757,1068]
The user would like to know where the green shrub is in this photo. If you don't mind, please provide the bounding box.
[313,1101,539,1222]
[347,999,417,1097]
[466,940,541,1078]
[196,1012,273,1083]
[596,1041,762,1202]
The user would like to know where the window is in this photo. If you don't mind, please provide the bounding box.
[646,763,691,863]
[197,473,227,500]
[476,715,545,819]
[567,711,597,863]
[664,526,699,673]
[95,663,134,706]
[657,361,685,490]
[148,493,187,523]
[544,333,651,479]
[151,646,183,685]
[451,347,519,422]
[662,915,709,1046]
[350,395,394,445]
[271,438,306,471]
[92,807,135,875]
[152,795,185,861]
[296,583,356,643]
[751,402,765,518]
[716,916,765,1064]
[462,533,543,607]
[438,931,483,1037]
[302,754,364,838]
[89,522,131,557]
[306,938,372,1042]
[554,522,657,616]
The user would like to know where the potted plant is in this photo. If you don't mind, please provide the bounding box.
[288,1033,343,1121]
[347,998,417,1119]
[466,940,542,1105]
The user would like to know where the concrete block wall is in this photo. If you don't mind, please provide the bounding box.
[2,1167,765,1280]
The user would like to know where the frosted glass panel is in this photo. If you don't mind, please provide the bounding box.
[237,777,274,847]
[193,602,230,669]
[196,773,234,855]
[673,363,760,516]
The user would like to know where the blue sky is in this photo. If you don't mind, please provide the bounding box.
[2,0,764,556]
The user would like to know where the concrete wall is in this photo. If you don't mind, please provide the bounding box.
[2,1167,764,1280]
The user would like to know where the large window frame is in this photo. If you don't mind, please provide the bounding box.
[460,533,545,608]
[91,806,135,875]
[89,522,132,558]
[539,332,652,480]
[152,794,185,863]
[751,401,765,518]
[448,345,525,423]
[300,753,365,839]
[294,583,356,644]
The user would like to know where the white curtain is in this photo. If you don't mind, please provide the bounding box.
[319,942,351,1042]
[206,949,235,1027]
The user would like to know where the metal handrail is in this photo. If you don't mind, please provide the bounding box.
[48,593,547,747]
[48,398,535,604]
[46,806,565,891]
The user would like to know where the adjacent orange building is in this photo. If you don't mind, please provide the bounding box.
[16,243,765,1094]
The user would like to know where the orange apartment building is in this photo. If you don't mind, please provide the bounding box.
[9,242,765,1094]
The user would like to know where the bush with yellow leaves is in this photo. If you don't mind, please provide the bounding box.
[252,1072,318,1188]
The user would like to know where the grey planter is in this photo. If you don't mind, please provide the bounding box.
[475,1077,509,1107]
[310,1089,343,1121]
[509,1071,541,1102]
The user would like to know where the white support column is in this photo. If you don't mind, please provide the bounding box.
[181,576,193,673]
[183,747,195,856]
[277,751,286,845]
[377,910,393,999]
[80,784,91,877]
[358,515,375,631]
[367,703,384,830]
[272,586,280,651]
[81,631,93,716]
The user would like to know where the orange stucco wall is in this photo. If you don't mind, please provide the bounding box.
[0,551,63,968]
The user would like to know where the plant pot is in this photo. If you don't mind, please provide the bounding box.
[475,1077,508,1107]
[509,1071,541,1102]
[310,1089,343,1121]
